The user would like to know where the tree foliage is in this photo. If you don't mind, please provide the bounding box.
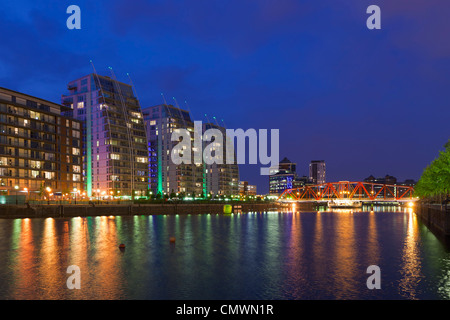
[415,139,450,198]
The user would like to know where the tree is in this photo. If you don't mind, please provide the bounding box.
[415,140,450,199]
[38,183,45,200]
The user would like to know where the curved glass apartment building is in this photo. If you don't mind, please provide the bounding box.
[62,74,148,198]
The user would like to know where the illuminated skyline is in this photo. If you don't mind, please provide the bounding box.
[1,1,449,193]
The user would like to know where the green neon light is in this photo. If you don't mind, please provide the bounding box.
[86,93,92,197]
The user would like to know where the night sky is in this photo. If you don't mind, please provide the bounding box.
[1,0,449,193]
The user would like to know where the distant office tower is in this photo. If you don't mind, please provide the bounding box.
[142,104,204,197]
[62,74,148,197]
[364,174,397,185]
[203,122,239,197]
[0,87,83,202]
[239,181,247,195]
[269,157,297,194]
[239,181,257,196]
[309,160,326,184]
[269,157,296,175]
[247,184,257,196]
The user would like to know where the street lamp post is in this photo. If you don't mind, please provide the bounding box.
[14,185,19,205]
[46,187,52,205]
[97,189,100,205]
[23,187,28,204]
[73,188,78,204]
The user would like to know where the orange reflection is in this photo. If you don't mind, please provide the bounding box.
[88,216,123,299]
[38,218,62,299]
[312,211,327,280]
[284,212,307,297]
[398,211,421,299]
[66,217,91,298]
[366,210,380,264]
[333,211,357,299]
[14,218,36,299]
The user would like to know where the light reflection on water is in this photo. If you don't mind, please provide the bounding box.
[0,209,449,299]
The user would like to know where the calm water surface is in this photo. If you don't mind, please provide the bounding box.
[0,207,450,300]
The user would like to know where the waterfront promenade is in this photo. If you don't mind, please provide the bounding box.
[0,202,293,219]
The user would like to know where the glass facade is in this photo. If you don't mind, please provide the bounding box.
[143,105,239,197]
[62,74,148,197]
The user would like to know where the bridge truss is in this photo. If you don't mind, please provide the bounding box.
[277,181,415,202]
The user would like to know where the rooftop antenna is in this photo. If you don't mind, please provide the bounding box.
[127,72,141,105]
[184,100,196,121]
[172,96,189,130]
[161,93,168,105]
[108,66,136,194]
[90,60,98,75]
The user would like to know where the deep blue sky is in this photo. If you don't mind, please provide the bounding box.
[1,0,449,193]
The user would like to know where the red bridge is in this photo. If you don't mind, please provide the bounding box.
[277,181,416,202]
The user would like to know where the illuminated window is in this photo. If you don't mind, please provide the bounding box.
[31,161,41,169]
[136,157,147,163]
[44,171,54,179]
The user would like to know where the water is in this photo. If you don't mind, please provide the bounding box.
[0,208,450,300]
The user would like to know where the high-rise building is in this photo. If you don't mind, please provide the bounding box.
[143,105,239,197]
[269,157,297,194]
[269,157,296,175]
[364,174,397,185]
[203,122,239,197]
[62,74,148,197]
[0,87,83,202]
[309,160,326,184]
[142,104,205,197]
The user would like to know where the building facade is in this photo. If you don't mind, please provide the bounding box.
[62,74,148,198]
[143,105,239,198]
[203,122,239,197]
[269,157,297,194]
[143,104,204,197]
[239,181,257,196]
[309,160,326,184]
[0,87,83,201]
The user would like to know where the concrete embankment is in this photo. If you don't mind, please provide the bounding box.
[0,202,312,219]
[416,203,450,237]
